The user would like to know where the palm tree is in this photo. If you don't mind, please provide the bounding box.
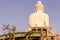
[2,24,16,40]
[12,25,16,40]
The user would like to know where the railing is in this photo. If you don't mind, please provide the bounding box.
[32,31,42,34]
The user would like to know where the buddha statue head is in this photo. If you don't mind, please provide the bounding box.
[35,1,44,12]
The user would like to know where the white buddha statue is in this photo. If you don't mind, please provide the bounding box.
[29,1,49,28]
[27,0,55,36]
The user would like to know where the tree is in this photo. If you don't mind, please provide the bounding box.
[2,24,16,40]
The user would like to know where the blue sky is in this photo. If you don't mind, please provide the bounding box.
[0,0,60,35]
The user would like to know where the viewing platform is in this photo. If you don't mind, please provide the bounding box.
[0,27,60,40]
